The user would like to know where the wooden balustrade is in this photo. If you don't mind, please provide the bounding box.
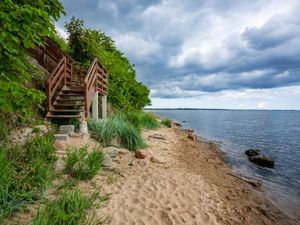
[47,56,66,111]
[84,58,107,117]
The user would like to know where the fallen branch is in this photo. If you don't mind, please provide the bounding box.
[148,134,166,140]
[227,172,262,188]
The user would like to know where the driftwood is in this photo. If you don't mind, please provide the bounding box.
[227,172,262,188]
[148,134,166,140]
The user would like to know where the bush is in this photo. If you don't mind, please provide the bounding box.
[31,188,108,225]
[0,134,56,222]
[139,112,160,130]
[64,145,104,180]
[161,118,172,128]
[125,111,160,130]
[88,114,146,151]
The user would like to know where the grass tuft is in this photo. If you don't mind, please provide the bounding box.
[0,134,56,222]
[88,114,146,151]
[64,145,104,180]
[31,188,108,225]
[161,118,172,128]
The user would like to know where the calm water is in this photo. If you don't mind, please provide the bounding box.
[148,109,300,220]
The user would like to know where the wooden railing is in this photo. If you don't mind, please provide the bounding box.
[47,56,67,111]
[84,58,107,117]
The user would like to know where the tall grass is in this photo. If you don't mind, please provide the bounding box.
[161,118,172,128]
[31,188,108,225]
[0,134,56,222]
[64,145,104,180]
[125,111,160,130]
[88,114,146,151]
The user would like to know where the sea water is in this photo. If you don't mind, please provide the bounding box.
[147,109,300,220]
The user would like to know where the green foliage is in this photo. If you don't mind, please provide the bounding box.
[0,0,65,115]
[161,118,172,128]
[125,111,160,130]
[65,17,151,111]
[64,145,104,180]
[88,114,146,151]
[0,134,56,222]
[31,188,108,225]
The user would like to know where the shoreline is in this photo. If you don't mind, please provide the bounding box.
[7,123,298,224]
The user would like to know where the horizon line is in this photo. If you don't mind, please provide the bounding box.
[144,108,300,111]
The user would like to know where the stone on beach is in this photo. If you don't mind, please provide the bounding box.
[245,149,260,157]
[102,153,113,167]
[188,132,196,141]
[135,150,151,159]
[249,155,274,168]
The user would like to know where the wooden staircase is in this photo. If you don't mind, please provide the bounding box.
[32,37,107,120]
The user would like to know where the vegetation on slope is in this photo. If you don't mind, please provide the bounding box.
[31,188,108,225]
[64,145,104,180]
[0,134,56,222]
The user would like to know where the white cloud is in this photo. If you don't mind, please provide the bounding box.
[55,24,68,40]
[115,33,161,58]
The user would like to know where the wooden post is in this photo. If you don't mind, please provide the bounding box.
[63,57,66,86]
[70,62,73,86]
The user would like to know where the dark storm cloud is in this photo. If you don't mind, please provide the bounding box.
[58,0,300,98]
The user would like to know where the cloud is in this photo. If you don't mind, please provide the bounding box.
[57,0,300,109]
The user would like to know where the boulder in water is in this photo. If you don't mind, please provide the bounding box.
[245,149,260,157]
[249,155,274,168]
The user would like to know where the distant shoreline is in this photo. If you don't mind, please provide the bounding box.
[145,108,300,111]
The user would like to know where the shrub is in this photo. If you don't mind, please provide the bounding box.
[139,112,160,130]
[0,134,56,222]
[88,114,146,151]
[64,145,104,180]
[125,111,160,130]
[161,118,172,128]
[31,188,108,225]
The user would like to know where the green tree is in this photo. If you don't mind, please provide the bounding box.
[0,0,65,115]
[65,17,151,111]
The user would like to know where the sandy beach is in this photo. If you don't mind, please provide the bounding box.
[9,125,298,225]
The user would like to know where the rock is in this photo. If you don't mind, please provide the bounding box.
[249,155,274,168]
[102,153,113,167]
[188,132,196,141]
[54,134,69,141]
[245,149,260,157]
[108,137,122,147]
[54,159,66,172]
[107,149,119,158]
[54,141,64,149]
[59,125,75,135]
[187,128,194,133]
[135,150,150,159]
[79,121,88,134]
[173,122,182,127]
[128,160,134,166]
[182,120,187,123]
[150,156,167,164]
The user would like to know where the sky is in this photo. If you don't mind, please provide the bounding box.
[57,0,300,110]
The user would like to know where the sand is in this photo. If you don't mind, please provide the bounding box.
[7,126,298,225]
[91,127,298,225]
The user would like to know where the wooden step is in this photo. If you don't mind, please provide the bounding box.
[53,102,84,107]
[62,87,84,93]
[51,109,82,113]
[56,97,84,101]
[59,93,83,97]
[46,114,82,119]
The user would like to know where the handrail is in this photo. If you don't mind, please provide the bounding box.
[84,58,108,117]
[47,56,66,111]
